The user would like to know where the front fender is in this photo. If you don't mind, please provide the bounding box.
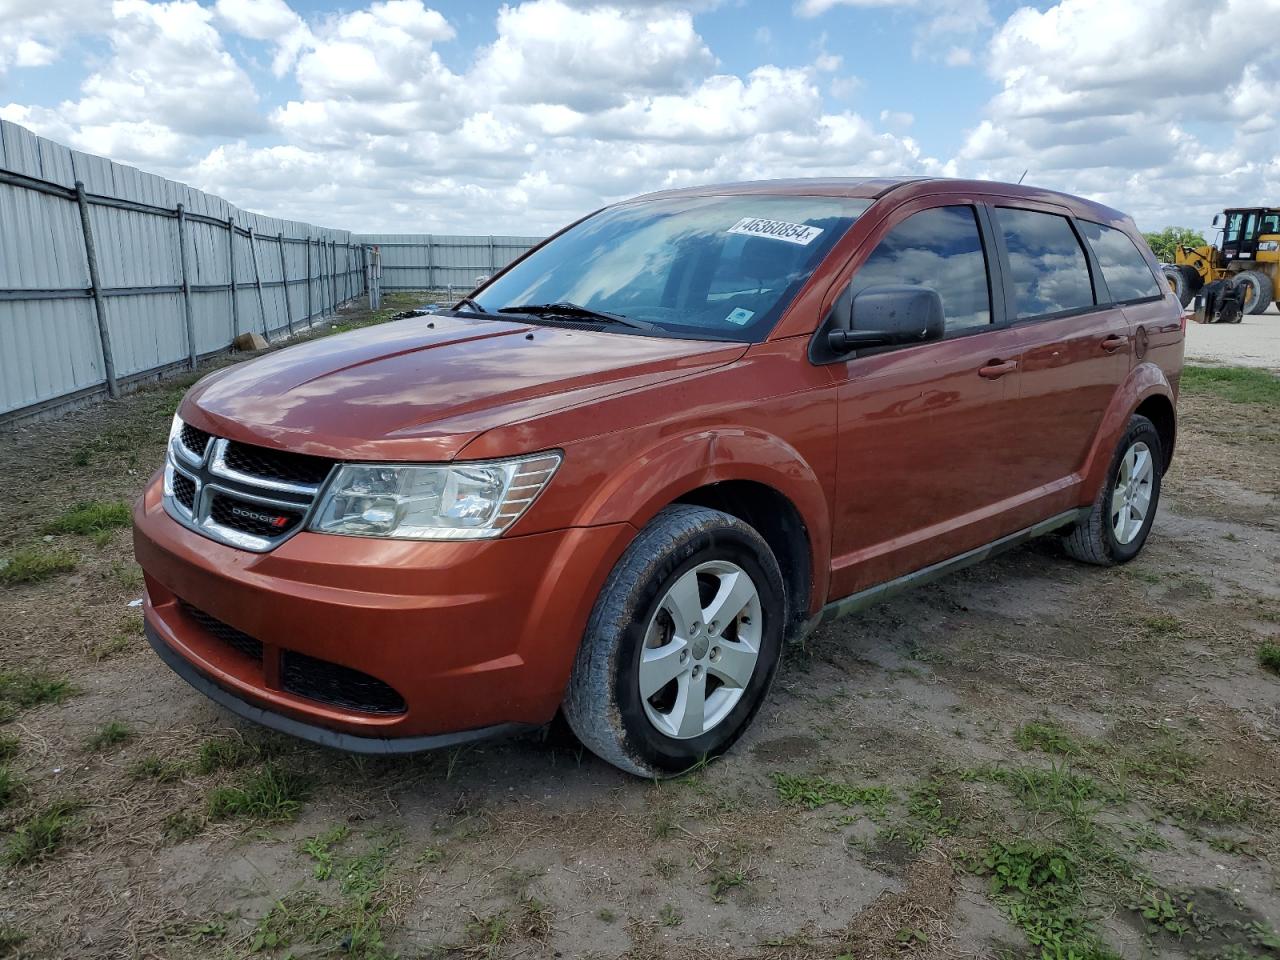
[567,427,833,614]
[1079,361,1175,500]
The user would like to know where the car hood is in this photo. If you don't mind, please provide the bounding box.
[182,314,746,461]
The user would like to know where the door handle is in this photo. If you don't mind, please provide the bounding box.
[978,359,1018,379]
[1101,334,1128,353]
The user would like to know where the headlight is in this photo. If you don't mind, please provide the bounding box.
[309,453,561,540]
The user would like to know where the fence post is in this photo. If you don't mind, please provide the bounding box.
[276,233,295,336]
[306,236,314,326]
[74,181,119,399]
[227,216,240,341]
[330,240,338,310]
[248,227,270,342]
[427,235,434,292]
[176,204,198,371]
[488,235,495,278]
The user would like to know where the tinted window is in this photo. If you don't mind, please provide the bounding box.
[848,206,991,331]
[474,195,870,341]
[1078,221,1162,302]
[994,208,1095,319]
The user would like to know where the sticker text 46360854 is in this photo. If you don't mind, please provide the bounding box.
[727,217,824,246]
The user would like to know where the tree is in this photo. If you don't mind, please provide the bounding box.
[1143,227,1207,262]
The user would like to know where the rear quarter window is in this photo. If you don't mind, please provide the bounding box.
[994,207,1095,319]
[1078,221,1163,302]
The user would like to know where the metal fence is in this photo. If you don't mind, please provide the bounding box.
[0,118,364,423]
[352,234,543,290]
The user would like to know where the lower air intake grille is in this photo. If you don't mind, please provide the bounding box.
[282,650,407,715]
[181,602,263,662]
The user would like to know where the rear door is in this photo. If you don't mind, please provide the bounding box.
[826,199,1028,599]
[990,204,1129,502]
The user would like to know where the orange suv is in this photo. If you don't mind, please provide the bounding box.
[133,178,1183,776]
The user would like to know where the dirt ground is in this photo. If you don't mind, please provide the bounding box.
[0,296,1277,960]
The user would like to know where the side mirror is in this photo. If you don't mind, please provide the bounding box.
[827,285,945,354]
[1211,214,1223,228]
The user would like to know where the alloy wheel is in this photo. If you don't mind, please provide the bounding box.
[639,560,762,740]
[1111,440,1154,545]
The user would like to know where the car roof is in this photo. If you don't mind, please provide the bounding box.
[629,177,1133,227]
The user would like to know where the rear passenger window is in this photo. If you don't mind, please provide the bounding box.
[849,206,991,331]
[1078,221,1162,302]
[994,208,1095,319]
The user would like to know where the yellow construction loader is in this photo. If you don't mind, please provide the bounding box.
[1162,207,1280,323]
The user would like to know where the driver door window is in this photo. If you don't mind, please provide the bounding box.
[848,205,992,333]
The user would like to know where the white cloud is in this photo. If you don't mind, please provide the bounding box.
[959,0,1280,229]
[0,0,113,75]
[796,0,992,50]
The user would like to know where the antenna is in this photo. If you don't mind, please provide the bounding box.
[1017,169,1028,185]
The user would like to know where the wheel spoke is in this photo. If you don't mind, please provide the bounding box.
[1132,447,1152,484]
[1111,486,1126,521]
[707,639,757,689]
[674,669,707,738]
[1131,484,1151,520]
[704,570,756,628]
[639,639,689,699]
[662,569,704,635]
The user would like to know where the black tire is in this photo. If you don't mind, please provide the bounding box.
[1233,270,1274,315]
[1162,265,1199,308]
[562,504,785,777]
[1062,415,1163,566]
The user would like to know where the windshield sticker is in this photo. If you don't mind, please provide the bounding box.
[725,307,755,326]
[728,217,824,246]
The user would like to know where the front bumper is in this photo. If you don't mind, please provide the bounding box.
[133,472,635,746]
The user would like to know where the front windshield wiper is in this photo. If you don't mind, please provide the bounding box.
[496,301,655,331]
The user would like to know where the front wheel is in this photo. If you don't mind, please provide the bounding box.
[562,505,785,777]
[1062,415,1163,566]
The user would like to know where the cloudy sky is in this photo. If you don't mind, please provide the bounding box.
[1,0,1277,235]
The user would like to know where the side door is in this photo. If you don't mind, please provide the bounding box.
[989,204,1130,504]
[825,200,1028,600]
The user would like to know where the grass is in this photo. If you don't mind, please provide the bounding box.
[1181,364,1280,408]
[130,754,188,782]
[771,772,892,812]
[163,810,203,843]
[207,764,309,822]
[0,545,78,585]
[1260,640,1280,675]
[44,500,132,537]
[0,733,18,762]
[1015,720,1082,756]
[86,721,133,752]
[5,800,82,867]
[196,735,262,774]
[658,904,683,927]
[0,670,75,708]
[0,766,22,809]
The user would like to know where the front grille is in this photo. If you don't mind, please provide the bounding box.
[282,650,407,715]
[173,471,196,510]
[223,442,334,487]
[178,601,406,715]
[181,602,263,661]
[180,423,212,459]
[209,493,304,538]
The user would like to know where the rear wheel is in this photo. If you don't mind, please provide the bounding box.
[563,505,785,777]
[1233,270,1274,315]
[1062,415,1163,566]
[1162,264,1200,308]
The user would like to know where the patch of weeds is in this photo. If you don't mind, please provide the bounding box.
[5,800,82,867]
[163,810,203,843]
[516,896,552,940]
[1259,640,1280,676]
[0,545,78,585]
[653,856,679,879]
[0,670,75,708]
[1129,889,1209,940]
[130,754,187,782]
[1142,613,1184,636]
[658,904,683,927]
[107,560,143,589]
[196,735,261,774]
[971,762,1113,820]
[895,927,929,948]
[1206,835,1250,857]
[0,925,26,953]
[1015,719,1081,756]
[0,766,22,809]
[597,908,616,923]
[207,764,309,822]
[905,778,962,838]
[1181,365,1280,408]
[1164,790,1256,827]
[973,839,1117,960]
[1119,729,1201,784]
[0,733,18,762]
[771,772,892,813]
[301,825,350,880]
[86,720,132,752]
[45,500,132,537]
[708,863,751,902]
[416,844,444,866]
[463,911,511,958]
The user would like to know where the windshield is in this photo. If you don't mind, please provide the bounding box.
[471,195,872,340]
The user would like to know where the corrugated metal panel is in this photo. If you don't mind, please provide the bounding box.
[0,117,370,418]
[353,234,542,290]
